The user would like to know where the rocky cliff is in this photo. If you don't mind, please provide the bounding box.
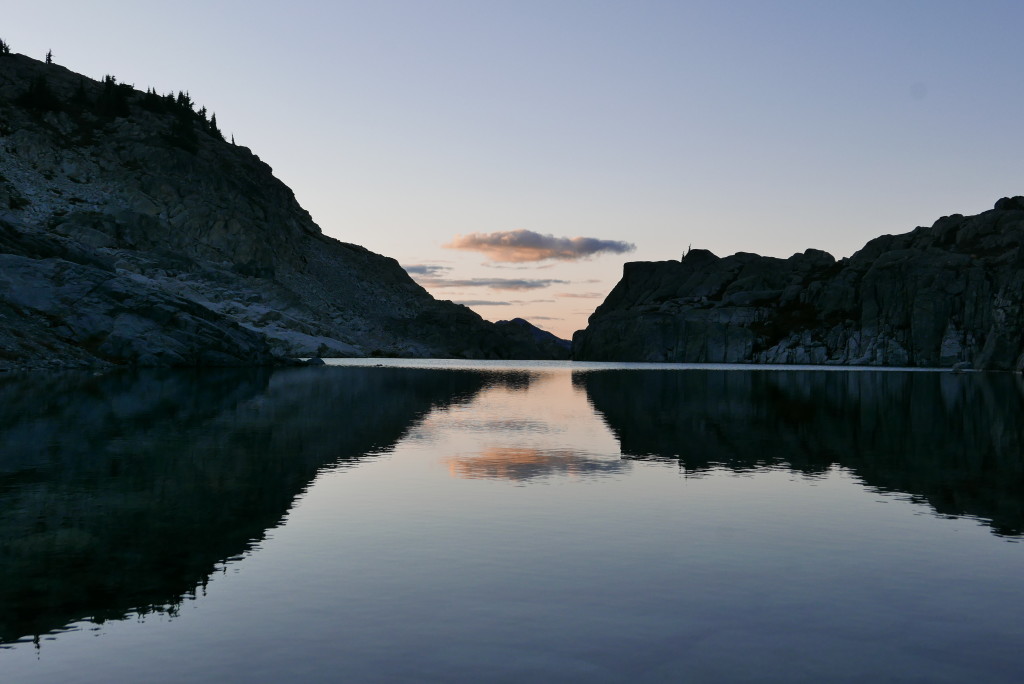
[573,197,1024,370]
[0,53,567,369]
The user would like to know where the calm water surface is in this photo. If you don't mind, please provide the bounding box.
[1,361,1022,682]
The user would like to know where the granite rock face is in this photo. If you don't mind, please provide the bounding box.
[0,53,565,368]
[573,197,1024,370]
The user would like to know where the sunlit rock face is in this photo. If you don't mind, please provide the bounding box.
[573,197,1024,370]
[0,54,567,368]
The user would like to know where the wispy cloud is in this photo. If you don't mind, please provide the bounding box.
[453,300,512,306]
[480,262,558,271]
[403,264,452,276]
[556,292,605,299]
[419,276,570,291]
[445,229,635,263]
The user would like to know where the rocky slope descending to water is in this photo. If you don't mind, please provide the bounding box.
[573,197,1024,370]
[0,53,567,368]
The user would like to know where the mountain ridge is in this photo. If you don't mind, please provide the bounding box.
[0,51,569,369]
[573,196,1024,370]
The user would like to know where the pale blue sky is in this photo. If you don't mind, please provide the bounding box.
[8,1,1024,337]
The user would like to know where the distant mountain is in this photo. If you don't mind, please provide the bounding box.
[574,197,1024,370]
[494,318,571,357]
[0,52,564,368]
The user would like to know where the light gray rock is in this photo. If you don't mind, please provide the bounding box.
[0,53,568,367]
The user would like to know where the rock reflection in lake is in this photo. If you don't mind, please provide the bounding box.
[0,366,486,644]
[576,369,1024,537]
[3,361,1024,684]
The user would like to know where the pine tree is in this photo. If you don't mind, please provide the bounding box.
[95,75,131,118]
[209,113,224,141]
[70,79,91,108]
[45,49,52,64]
[16,76,62,112]
[0,39,11,56]
[175,91,193,112]
[140,87,166,113]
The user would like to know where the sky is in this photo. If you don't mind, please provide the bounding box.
[7,1,1024,338]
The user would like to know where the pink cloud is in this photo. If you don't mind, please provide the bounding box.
[445,229,635,263]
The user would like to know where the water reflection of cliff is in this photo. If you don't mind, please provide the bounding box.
[0,366,485,644]
[577,370,1024,537]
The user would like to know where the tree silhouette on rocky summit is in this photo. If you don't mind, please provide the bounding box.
[16,76,63,113]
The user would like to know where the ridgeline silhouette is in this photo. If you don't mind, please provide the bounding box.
[0,46,568,368]
[574,198,1024,370]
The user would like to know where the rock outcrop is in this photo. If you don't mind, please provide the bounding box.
[573,197,1024,370]
[0,53,567,368]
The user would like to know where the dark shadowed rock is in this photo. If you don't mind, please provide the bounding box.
[574,198,1024,370]
[0,53,563,367]
[493,318,571,359]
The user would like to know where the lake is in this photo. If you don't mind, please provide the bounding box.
[1,360,1022,683]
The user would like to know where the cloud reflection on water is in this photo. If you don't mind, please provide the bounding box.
[444,446,627,482]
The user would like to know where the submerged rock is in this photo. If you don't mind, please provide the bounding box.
[573,199,1024,370]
